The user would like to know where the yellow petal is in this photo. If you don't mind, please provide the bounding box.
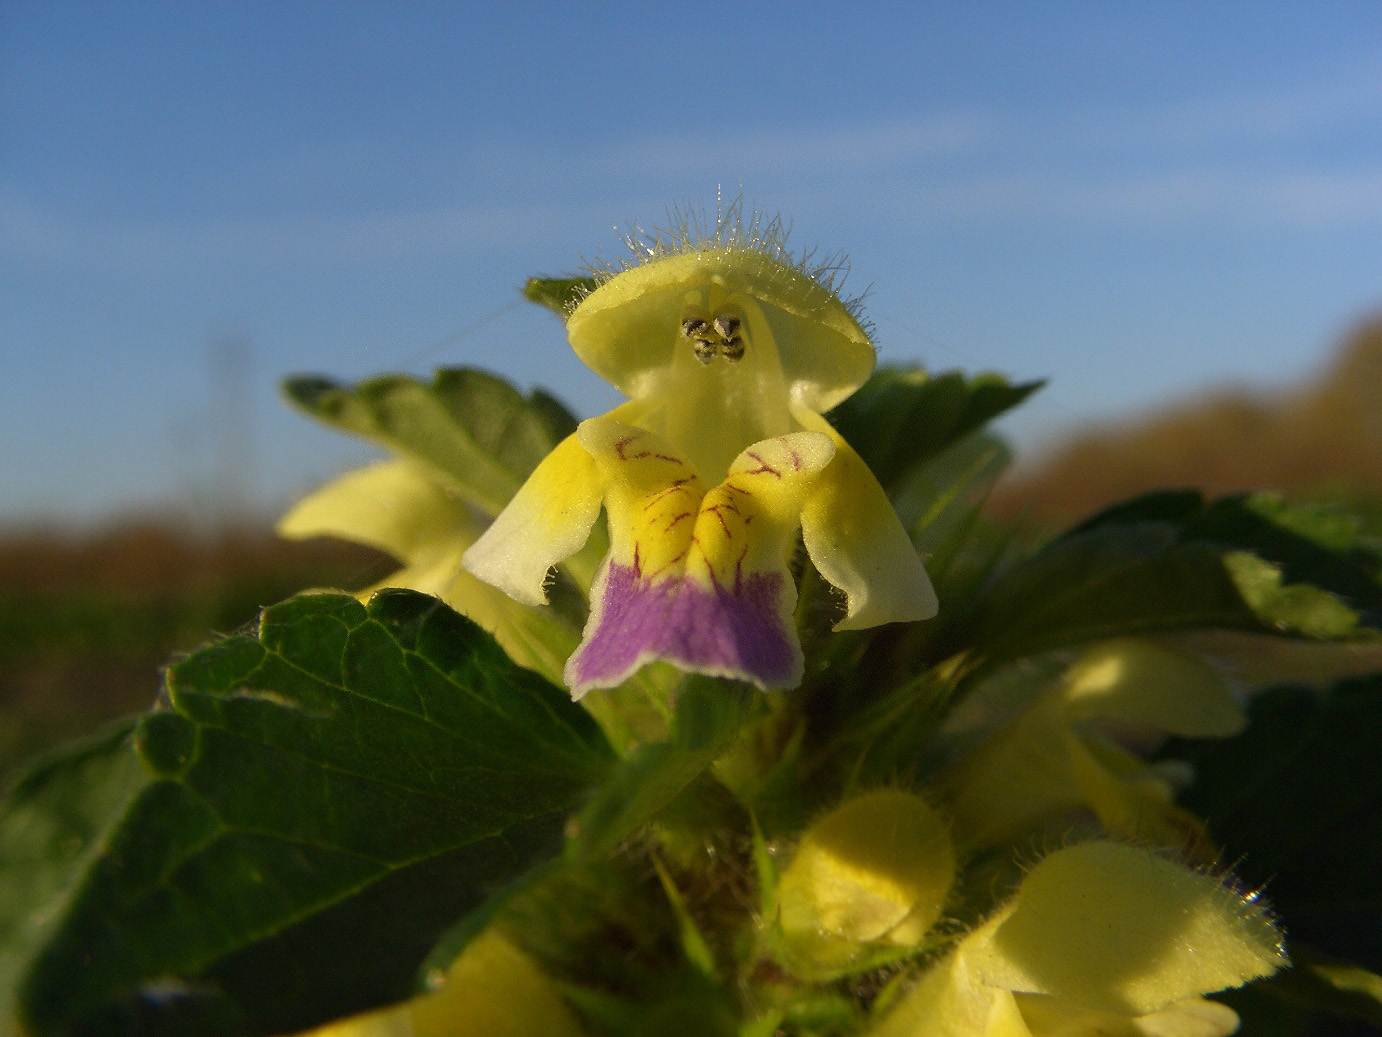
[795,408,938,630]
[568,246,875,414]
[280,930,583,1037]
[409,930,584,1037]
[462,431,605,606]
[1015,994,1240,1037]
[866,954,1024,1037]
[944,706,1088,850]
[278,460,480,561]
[1060,639,1245,738]
[1063,730,1214,856]
[778,789,955,951]
[574,416,708,577]
[373,541,576,687]
[689,429,837,588]
[279,461,577,684]
[971,842,1285,1015]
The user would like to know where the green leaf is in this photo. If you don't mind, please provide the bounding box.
[0,719,150,1036]
[963,522,1263,664]
[14,590,612,1036]
[897,431,1013,545]
[523,276,596,317]
[963,491,1381,668]
[569,677,764,861]
[1072,491,1382,630]
[282,367,578,516]
[825,367,1042,494]
[1223,551,1362,639]
[1167,676,1382,973]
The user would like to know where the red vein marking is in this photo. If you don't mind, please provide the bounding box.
[704,504,734,537]
[744,450,781,477]
[642,478,696,511]
[613,434,683,466]
[787,448,802,471]
[645,550,687,581]
[613,433,646,460]
[663,511,693,533]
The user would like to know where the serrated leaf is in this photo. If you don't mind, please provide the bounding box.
[965,494,1379,670]
[1223,551,1362,638]
[825,367,1042,495]
[964,522,1262,664]
[1072,491,1382,629]
[0,719,150,1036]
[282,367,578,516]
[523,276,596,317]
[1167,676,1382,973]
[14,590,612,1037]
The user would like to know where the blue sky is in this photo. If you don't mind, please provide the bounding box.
[3,2,1381,527]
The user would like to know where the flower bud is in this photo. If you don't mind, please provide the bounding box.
[776,789,955,973]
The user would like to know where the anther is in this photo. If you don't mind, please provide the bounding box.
[681,317,709,338]
[713,315,741,340]
[692,339,718,364]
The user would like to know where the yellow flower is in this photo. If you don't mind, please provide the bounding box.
[944,638,1244,853]
[464,211,936,697]
[277,460,577,686]
[281,929,584,1037]
[868,841,1284,1037]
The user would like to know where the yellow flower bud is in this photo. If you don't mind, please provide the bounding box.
[776,789,955,974]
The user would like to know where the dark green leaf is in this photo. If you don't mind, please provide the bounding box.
[523,276,596,317]
[964,492,1380,667]
[282,367,578,516]
[1071,491,1382,629]
[963,522,1263,663]
[569,677,764,861]
[825,367,1042,494]
[15,590,612,1036]
[1168,677,1382,973]
[0,719,150,1035]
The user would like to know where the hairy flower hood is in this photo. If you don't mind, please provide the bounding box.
[464,211,937,697]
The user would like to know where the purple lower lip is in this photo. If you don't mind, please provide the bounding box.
[565,559,801,694]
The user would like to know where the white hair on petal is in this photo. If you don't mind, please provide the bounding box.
[575,191,873,335]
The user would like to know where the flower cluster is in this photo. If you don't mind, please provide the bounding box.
[276,209,1307,1037]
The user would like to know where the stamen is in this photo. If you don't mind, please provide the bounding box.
[681,312,746,364]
